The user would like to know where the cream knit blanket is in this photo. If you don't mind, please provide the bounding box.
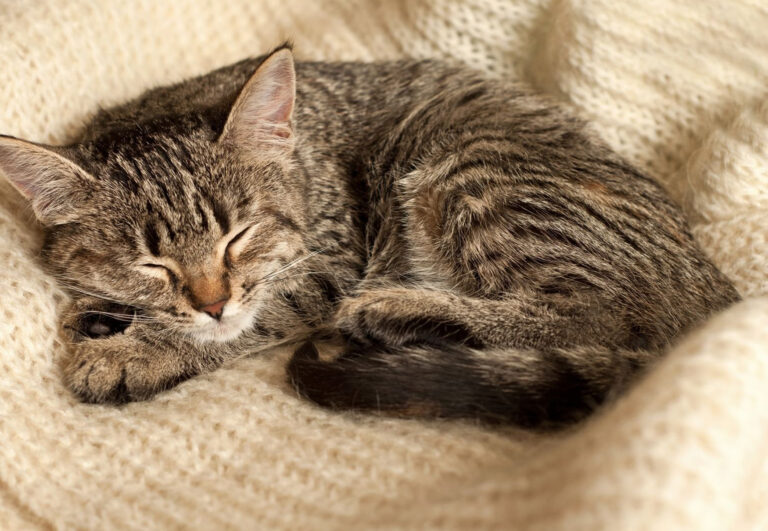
[1,1,767,529]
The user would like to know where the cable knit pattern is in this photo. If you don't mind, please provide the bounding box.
[0,1,766,529]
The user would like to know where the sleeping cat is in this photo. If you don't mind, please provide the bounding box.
[0,44,739,428]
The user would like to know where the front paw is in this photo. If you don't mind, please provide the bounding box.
[61,297,140,342]
[64,335,194,404]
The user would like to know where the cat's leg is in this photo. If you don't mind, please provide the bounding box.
[333,286,621,350]
[61,296,234,403]
[289,287,656,427]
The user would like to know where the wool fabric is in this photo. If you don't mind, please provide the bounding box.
[1,1,767,529]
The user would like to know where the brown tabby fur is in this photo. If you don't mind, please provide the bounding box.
[0,45,739,429]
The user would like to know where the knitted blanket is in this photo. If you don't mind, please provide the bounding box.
[1,1,767,529]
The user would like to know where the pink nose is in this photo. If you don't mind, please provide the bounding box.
[199,298,228,320]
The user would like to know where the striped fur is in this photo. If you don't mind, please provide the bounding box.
[0,46,739,427]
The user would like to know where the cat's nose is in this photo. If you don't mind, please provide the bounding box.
[188,274,231,320]
[198,297,229,320]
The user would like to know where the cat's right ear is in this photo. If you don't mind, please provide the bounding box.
[219,47,296,160]
[0,135,96,225]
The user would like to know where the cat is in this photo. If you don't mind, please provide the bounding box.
[0,44,740,429]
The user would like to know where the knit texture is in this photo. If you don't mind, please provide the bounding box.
[1,1,767,529]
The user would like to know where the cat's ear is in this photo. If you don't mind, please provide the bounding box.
[0,135,96,225]
[219,47,296,159]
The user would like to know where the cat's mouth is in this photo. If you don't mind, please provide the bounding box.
[187,309,255,343]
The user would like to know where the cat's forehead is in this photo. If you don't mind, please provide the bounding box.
[79,130,228,207]
[76,128,235,238]
[80,114,211,170]
[103,130,205,173]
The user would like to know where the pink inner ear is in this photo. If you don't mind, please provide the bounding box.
[241,78,293,135]
[251,50,295,123]
[254,70,294,125]
[0,137,94,224]
[221,49,296,151]
[8,169,45,200]
[0,141,44,199]
[8,176,35,198]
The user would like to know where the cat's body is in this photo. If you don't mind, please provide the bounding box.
[0,46,739,428]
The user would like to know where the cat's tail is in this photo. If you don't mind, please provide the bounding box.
[287,341,657,429]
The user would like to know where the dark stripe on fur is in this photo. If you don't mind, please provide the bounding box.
[143,220,161,256]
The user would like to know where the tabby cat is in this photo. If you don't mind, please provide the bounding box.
[0,44,739,428]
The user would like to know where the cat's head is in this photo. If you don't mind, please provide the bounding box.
[0,47,307,343]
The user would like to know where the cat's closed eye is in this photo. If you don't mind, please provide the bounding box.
[224,225,256,263]
[139,262,177,283]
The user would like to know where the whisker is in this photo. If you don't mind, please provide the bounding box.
[74,310,160,323]
[240,267,360,307]
[239,248,335,305]
[50,279,146,308]
[256,246,329,285]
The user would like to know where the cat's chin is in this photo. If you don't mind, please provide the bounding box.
[186,312,254,343]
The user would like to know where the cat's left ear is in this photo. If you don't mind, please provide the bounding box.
[0,135,97,225]
[219,47,296,159]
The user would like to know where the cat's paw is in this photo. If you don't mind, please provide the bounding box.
[61,297,139,342]
[334,289,479,348]
[63,335,194,404]
[334,289,414,346]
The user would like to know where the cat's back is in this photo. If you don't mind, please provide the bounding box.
[79,56,469,142]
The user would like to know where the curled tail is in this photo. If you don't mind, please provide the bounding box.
[288,341,656,429]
